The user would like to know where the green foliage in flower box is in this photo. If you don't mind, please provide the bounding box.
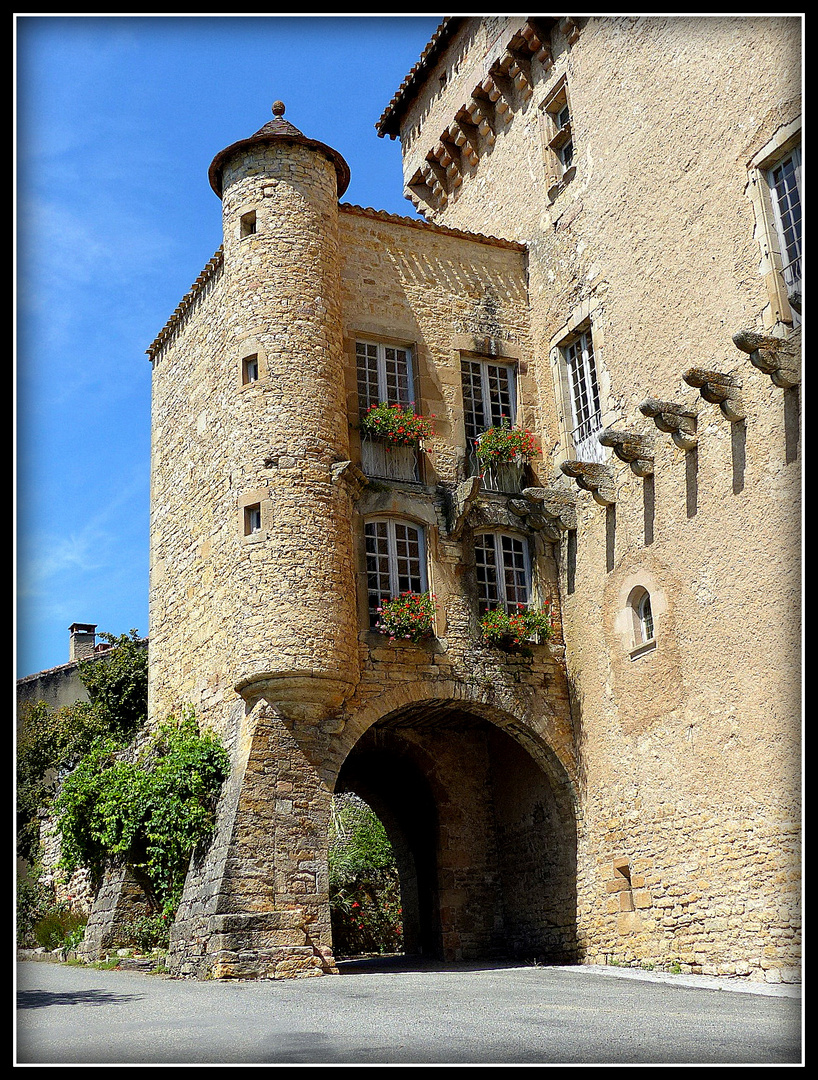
[475,420,537,464]
[480,605,551,649]
[376,591,437,643]
[359,402,435,446]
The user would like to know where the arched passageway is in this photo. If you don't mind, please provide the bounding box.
[335,702,578,965]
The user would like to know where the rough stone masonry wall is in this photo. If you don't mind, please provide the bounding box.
[395,15,801,980]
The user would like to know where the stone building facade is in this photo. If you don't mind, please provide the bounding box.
[145,16,801,982]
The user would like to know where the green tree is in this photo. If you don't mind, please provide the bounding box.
[16,630,148,864]
[328,795,403,956]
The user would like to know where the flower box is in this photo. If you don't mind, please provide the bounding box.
[480,605,551,649]
[375,591,437,644]
[358,402,435,447]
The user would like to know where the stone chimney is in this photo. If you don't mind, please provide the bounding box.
[69,623,97,661]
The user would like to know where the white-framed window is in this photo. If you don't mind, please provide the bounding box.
[563,329,604,462]
[626,585,656,657]
[356,340,415,416]
[474,531,532,615]
[461,357,517,473]
[364,518,427,624]
[767,146,802,317]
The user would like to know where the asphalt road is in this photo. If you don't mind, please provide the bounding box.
[15,956,802,1066]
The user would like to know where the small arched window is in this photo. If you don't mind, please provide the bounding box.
[627,586,655,653]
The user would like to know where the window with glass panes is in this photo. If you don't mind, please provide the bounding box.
[356,341,414,416]
[461,358,516,446]
[768,147,802,301]
[564,330,603,462]
[364,519,426,623]
[474,532,531,614]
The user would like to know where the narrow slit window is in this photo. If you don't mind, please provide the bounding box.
[242,354,259,384]
[240,210,257,237]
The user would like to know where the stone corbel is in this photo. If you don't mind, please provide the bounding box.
[450,116,480,167]
[598,429,655,476]
[330,459,368,500]
[560,17,581,45]
[480,75,513,123]
[560,461,616,505]
[520,21,553,67]
[732,328,801,389]
[682,368,745,422]
[496,49,533,99]
[521,486,578,531]
[638,398,698,450]
[446,475,481,539]
[505,496,559,542]
[466,97,496,146]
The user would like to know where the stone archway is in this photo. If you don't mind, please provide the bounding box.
[335,699,578,965]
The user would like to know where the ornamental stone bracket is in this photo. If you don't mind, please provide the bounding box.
[732,327,801,389]
[560,460,616,506]
[521,487,578,531]
[682,368,745,422]
[638,398,698,450]
[445,475,482,539]
[330,459,369,500]
[405,20,556,215]
[598,428,655,476]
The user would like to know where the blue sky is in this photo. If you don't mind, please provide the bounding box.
[15,14,443,679]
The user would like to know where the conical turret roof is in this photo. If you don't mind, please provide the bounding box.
[208,101,350,198]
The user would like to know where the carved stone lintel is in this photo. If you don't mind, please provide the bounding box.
[560,461,616,506]
[446,475,481,539]
[598,428,655,476]
[330,460,368,500]
[732,327,801,389]
[521,487,578,531]
[639,398,698,450]
[683,368,745,422]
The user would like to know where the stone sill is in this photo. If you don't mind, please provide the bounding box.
[629,639,657,661]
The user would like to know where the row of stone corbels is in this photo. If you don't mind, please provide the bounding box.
[406,19,577,214]
[558,328,801,507]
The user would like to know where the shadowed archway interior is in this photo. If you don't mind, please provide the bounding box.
[336,702,578,964]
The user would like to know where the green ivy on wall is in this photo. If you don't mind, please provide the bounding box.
[55,710,230,915]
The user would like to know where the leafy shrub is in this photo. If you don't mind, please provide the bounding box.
[329,795,403,956]
[31,905,87,952]
[17,630,148,865]
[55,710,230,916]
[116,912,171,952]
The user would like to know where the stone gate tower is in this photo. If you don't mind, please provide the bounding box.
[147,14,800,986]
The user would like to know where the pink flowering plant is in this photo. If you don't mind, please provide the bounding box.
[480,604,551,649]
[475,420,537,465]
[359,402,435,447]
[376,591,437,643]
